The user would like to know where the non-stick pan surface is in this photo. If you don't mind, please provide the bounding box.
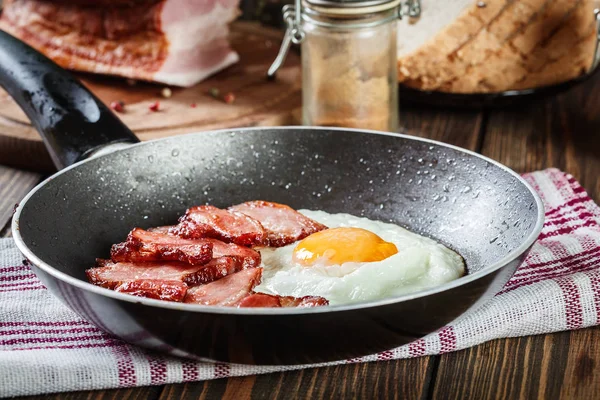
[2,31,544,364]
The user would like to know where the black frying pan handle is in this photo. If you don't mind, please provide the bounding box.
[0,30,140,170]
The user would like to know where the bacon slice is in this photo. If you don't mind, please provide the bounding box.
[87,259,198,288]
[147,225,261,268]
[185,257,245,286]
[237,292,281,307]
[278,295,330,307]
[111,228,213,265]
[184,268,262,306]
[0,0,240,87]
[169,205,267,246]
[87,259,216,286]
[208,239,261,269]
[113,279,187,302]
[229,201,328,247]
[87,256,249,299]
[238,293,329,308]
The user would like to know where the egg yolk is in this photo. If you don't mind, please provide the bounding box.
[292,227,398,266]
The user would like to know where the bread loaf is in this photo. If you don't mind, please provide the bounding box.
[397,0,597,93]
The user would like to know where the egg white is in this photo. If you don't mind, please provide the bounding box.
[254,210,465,306]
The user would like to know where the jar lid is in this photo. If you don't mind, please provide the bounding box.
[305,0,397,8]
[303,0,402,15]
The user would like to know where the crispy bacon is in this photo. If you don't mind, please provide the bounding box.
[111,228,213,265]
[229,201,328,247]
[113,279,187,302]
[208,238,261,269]
[184,268,262,306]
[238,293,329,308]
[169,205,267,246]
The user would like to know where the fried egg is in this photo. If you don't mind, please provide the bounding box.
[255,210,465,306]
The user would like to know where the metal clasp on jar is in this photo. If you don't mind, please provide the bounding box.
[267,0,422,79]
[267,0,304,79]
[591,8,600,71]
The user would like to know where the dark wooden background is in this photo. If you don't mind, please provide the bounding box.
[2,35,600,400]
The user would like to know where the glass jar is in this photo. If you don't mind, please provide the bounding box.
[267,0,421,131]
[269,0,421,132]
[301,0,399,131]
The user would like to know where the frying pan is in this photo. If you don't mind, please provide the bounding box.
[1,31,544,365]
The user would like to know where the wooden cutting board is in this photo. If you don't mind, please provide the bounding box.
[0,22,301,172]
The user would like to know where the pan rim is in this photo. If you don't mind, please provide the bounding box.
[12,126,545,315]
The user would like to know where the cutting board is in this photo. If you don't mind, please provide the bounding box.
[0,22,301,172]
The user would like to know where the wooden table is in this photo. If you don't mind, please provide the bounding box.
[2,73,600,399]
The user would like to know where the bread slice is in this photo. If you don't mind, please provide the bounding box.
[398,0,596,93]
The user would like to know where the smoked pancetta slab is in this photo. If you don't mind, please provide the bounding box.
[0,0,240,87]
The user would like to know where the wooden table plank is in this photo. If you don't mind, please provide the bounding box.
[398,105,484,150]
[430,328,600,400]
[160,359,436,400]
[0,165,40,236]
[430,332,573,400]
[479,80,600,201]
[431,74,600,400]
[558,328,600,399]
[12,386,164,400]
[248,360,435,400]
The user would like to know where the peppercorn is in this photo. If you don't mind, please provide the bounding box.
[209,88,220,98]
[110,101,125,113]
[223,92,235,104]
[149,101,160,112]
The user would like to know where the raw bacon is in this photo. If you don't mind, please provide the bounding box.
[111,228,213,265]
[0,0,240,87]
[229,201,328,247]
[170,205,267,246]
[184,268,262,306]
[238,293,329,308]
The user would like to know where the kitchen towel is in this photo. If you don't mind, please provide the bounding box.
[1,168,599,397]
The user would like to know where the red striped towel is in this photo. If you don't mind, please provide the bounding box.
[1,168,599,396]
